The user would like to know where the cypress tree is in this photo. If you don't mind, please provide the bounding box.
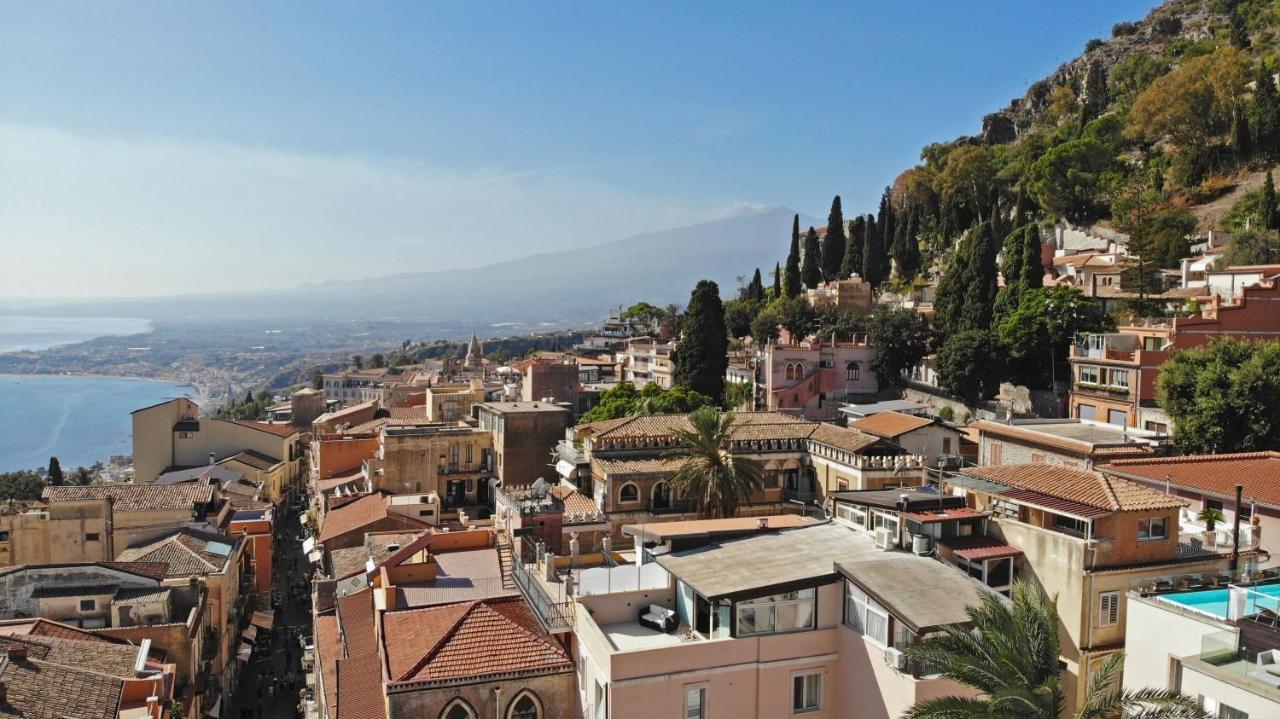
[1232,106,1252,158]
[784,215,803,298]
[1080,59,1109,122]
[959,220,1000,332]
[671,279,729,402]
[746,268,764,301]
[863,213,884,290]
[1264,171,1278,231]
[841,215,865,279]
[47,457,64,486]
[933,232,972,335]
[1231,9,1251,50]
[772,262,782,298]
[1254,68,1280,155]
[821,195,846,282]
[877,189,896,283]
[1020,224,1044,291]
[801,226,823,289]
[899,208,922,279]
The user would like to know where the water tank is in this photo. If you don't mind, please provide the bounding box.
[912,534,932,556]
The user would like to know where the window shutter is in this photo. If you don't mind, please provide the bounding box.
[1099,592,1120,626]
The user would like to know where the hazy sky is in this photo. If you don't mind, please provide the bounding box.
[0,1,1157,299]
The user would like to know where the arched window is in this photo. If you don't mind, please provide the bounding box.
[440,699,476,719]
[784,363,795,381]
[846,361,860,381]
[651,481,670,510]
[506,691,542,719]
[619,483,639,503]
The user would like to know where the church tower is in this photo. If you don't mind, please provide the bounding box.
[464,332,484,369]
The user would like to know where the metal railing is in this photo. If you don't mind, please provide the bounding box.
[511,557,574,633]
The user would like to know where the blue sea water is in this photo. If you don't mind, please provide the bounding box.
[0,374,193,471]
[0,315,153,354]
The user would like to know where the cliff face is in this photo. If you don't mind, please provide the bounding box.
[974,0,1219,145]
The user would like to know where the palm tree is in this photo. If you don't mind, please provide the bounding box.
[662,406,763,518]
[904,582,1208,719]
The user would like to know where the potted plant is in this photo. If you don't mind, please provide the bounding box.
[1197,506,1225,548]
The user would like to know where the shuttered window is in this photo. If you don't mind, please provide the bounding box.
[1098,592,1120,627]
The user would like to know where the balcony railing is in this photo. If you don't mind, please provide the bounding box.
[511,557,574,634]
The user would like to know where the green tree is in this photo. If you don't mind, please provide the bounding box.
[672,280,729,402]
[821,195,846,281]
[867,307,930,387]
[801,226,823,289]
[0,470,45,502]
[905,582,1208,719]
[864,206,888,290]
[750,307,781,345]
[959,221,999,332]
[997,286,1114,389]
[623,302,667,329]
[784,216,803,298]
[1128,46,1249,150]
[723,299,756,339]
[368,353,386,369]
[662,407,763,519]
[351,355,363,370]
[1219,227,1280,266]
[772,262,782,298]
[1230,7,1250,49]
[1159,339,1280,453]
[311,369,324,390]
[47,457,64,487]
[746,268,765,301]
[841,215,866,279]
[937,330,1003,404]
[1263,170,1277,230]
[1025,138,1114,225]
[1231,105,1252,158]
[813,304,865,340]
[938,145,996,227]
[580,382,715,423]
[1109,52,1169,109]
[892,207,923,280]
[1253,69,1280,154]
[774,296,817,342]
[1080,59,1109,122]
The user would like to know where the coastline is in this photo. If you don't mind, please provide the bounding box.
[0,371,210,408]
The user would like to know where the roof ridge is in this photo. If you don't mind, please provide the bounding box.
[1106,451,1280,466]
[395,601,480,681]
[1097,473,1123,512]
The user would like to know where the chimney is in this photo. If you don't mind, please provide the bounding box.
[6,643,25,661]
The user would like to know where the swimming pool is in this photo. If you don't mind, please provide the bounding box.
[1157,584,1280,619]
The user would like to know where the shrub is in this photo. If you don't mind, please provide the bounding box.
[1085,38,1106,53]
[1112,21,1139,37]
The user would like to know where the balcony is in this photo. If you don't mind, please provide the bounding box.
[511,556,574,634]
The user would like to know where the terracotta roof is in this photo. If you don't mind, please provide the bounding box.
[0,633,153,719]
[221,449,282,471]
[1101,452,1280,508]
[548,485,601,518]
[227,419,300,437]
[329,532,422,580]
[335,654,384,719]
[115,528,239,577]
[335,590,378,658]
[42,483,214,512]
[587,411,812,442]
[318,493,429,544]
[806,423,883,453]
[850,411,935,438]
[313,612,341,714]
[960,464,1186,513]
[591,456,683,475]
[380,597,571,685]
[387,407,426,420]
[940,536,1024,561]
[901,507,990,524]
[0,618,121,645]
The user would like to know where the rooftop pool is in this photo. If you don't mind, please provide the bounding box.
[1157,583,1280,619]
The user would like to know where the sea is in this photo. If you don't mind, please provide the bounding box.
[0,316,193,472]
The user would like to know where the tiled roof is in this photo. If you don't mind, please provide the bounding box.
[318,493,429,544]
[328,532,421,580]
[850,411,935,438]
[0,654,123,719]
[100,562,170,581]
[115,529,239,577]
[335,590,378,658]
[221,449,282,471]
[807,423,882,453]
[335,654,384,719]
[548,485,600,518]
[939,536,1023,561]
[111,587,172,605]
[4,634,142,679]
[381,597,571,685]
[1101,452,1280,508]
[42,483,214,512]
[901,507,989,524]
[0,618,120,645]
[591,456,683,476]
[960,464,1186,513]
[313,612,341,715]
[587,411,812,441]
[227,419,300,437]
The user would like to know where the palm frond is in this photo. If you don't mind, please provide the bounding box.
[901,695,997,719]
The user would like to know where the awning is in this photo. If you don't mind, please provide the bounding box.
[240,625,258,642]
[251,610,275,630]
[555,459,578,478]
[298,514,308,526]
[236,643,252,662]
[302,537,316,554]
[940,536,1024,562]
[308,549,324,564]
[306,673,316,688]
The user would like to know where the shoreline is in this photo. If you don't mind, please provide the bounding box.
[0,371,211,408]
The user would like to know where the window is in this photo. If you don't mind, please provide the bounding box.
[845,362,860,381]
[835,503,868,530]
[1030,453,1045,464]
[844,581,890,645]
[79,599,96,612]
[1107,409,1127,426]
[1078,365,1100,384]
[792,673,822,713]
[506,691,541,719]
[466,444,473,464]
[992,499,1020,520]
[651,482,670,510]
[1138,517,1167,541]
[1077,404,1097,421]
[1143,336,1164,351]
[1053,514,1087,536]
[84,533,100,542]
[440,699,476,719]
[735,588,816,636]
[943,437,952,454]
[618,483,639,503]
[684,686,707,719]
[990,442,1003,466]
[1109,369,1129,389]
[1098,592,1120,627]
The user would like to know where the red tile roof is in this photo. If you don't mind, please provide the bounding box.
[940,536,1023,561]
[42,483,214,512]
[227,419,301,437]
[319,492,429,543]
[1101,452,1280,508]
[313,613,341,715]
[380,597,571,685]
[901,507,990,524]
[850,411,935,438]
[960,464,1186,513]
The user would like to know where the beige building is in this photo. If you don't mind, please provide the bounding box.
[0,483,216,567]
[945,464,1249,711]
[366,423,495,518]
[422,380,486,422]
[132,398,304,503]
[848,411,963,463]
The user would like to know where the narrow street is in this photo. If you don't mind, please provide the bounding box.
[237,503,314,719]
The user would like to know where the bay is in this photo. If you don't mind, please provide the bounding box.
[0,374,194,471]
[0,316,153,354]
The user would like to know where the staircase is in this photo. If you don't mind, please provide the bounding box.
[495,529,516,590]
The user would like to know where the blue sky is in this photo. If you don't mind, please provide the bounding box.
[0,1,1157,298]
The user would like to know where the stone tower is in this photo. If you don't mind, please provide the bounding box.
[464,332,484,369]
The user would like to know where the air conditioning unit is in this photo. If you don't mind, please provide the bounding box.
[874,527,894,551]
[911,533,932,556]
[884,646,908,671]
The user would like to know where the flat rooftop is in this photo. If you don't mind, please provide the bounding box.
[394,546,516,607]
[975,419,1157,452]
[476,401,571,414]
[837,555,988,633]
[624,514,817,544]
[839,400,927,417]
[599,620,701,651]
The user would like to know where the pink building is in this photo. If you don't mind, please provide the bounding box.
[764,336,878,414]
[572,519,983,719]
